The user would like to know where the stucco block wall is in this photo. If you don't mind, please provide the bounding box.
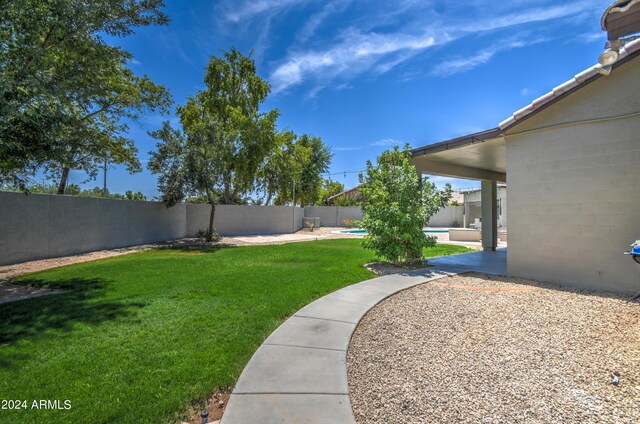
[0,191,186,266]
[186,204,304,236]
[505,58,640,294]
[302,206,363,227]
[427,205,463,227]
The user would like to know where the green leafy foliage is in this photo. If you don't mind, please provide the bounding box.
[149,47,279,240]
[358,144,452,263]
[1,182,146,199]
[259,133,332,206]
[317,179,344,205]
[0,0,170,187]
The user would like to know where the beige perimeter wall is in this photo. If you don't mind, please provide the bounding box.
[0,192,306,265]
[0,191,187,266]
[505,57,640,294]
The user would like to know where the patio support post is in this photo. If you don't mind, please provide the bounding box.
[481,179,498,251]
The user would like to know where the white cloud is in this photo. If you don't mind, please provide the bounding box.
[432,37,548,76]
[224,0,310,22]
[576,32,604,43]
[297,0,352,42]
[269,0,597,92]
[270,31,437,92]
[333,146,362,151]
[520,87,531,96]
[371,138,406,146]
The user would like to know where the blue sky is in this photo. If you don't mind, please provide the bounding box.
[64,0,609,198]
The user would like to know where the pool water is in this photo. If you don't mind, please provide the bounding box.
[339,229,449,235]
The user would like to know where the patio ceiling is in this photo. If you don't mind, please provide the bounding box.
[411,129,507,183]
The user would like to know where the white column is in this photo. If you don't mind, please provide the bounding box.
[481,179,498,251]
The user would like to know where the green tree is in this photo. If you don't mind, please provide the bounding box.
[317,179,344,205]
[258,130,310,205]
[358,144,452,263]
[0,0,169,187]
[45,71,171,194]
[149,48,279,240]
[198,47,279,204]
[296,134,332,206]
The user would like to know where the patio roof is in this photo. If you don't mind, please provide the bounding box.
[411,38,640,182]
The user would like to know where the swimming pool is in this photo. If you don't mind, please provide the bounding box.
[338,228,449,235]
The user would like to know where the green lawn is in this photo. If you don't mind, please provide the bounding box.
[0,240,473,423]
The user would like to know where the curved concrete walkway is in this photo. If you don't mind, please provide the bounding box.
[221,250,506,424]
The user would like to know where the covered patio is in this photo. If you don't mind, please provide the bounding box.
[412,128,506,252]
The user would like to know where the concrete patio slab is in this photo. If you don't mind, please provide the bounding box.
[264,316,355,351]
[428,248,507,275]
[232,344,348,394]
[222,394,355,424]
[221,249,507,424]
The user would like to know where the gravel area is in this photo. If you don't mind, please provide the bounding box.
[347,272,640,423]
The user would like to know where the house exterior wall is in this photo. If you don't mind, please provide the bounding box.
[505,58,640,294]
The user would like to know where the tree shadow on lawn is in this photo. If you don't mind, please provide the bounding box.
[0,277,146,366]
[156,244,235,255]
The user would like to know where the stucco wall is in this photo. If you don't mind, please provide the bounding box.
[0,193,309,265]
[302,206,363,227]
[427,205,463,227]
[505,58,640,294]
[0,191,186,266]
[186,204,304,236]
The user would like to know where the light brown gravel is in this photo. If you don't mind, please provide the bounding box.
[347,273,640,423]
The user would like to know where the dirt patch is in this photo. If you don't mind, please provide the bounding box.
[348,272,640,423]
[364,261,429,276]
[183,389,230,424]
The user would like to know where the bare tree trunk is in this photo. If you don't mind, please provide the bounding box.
[57,167,70,194]
[208,203,216,241]
[205,188,216,242]
[266,192,272,206]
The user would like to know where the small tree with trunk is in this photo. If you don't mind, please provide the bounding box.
[358,144,452,264]
[148,47,278,241]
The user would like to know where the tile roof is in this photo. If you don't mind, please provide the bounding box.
[498,37,640,130]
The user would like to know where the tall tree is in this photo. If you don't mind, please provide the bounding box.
[260,133,331,206]
[0,0,169,187]
[149,48,279,240]
[199,47,279,204]
[297,134,332,206]
[358,144,452,263]
[258,130,308,205]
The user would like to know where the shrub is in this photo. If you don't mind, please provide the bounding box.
[196,228,222,242]
[358,144,451,264]
[342,218,356,228]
